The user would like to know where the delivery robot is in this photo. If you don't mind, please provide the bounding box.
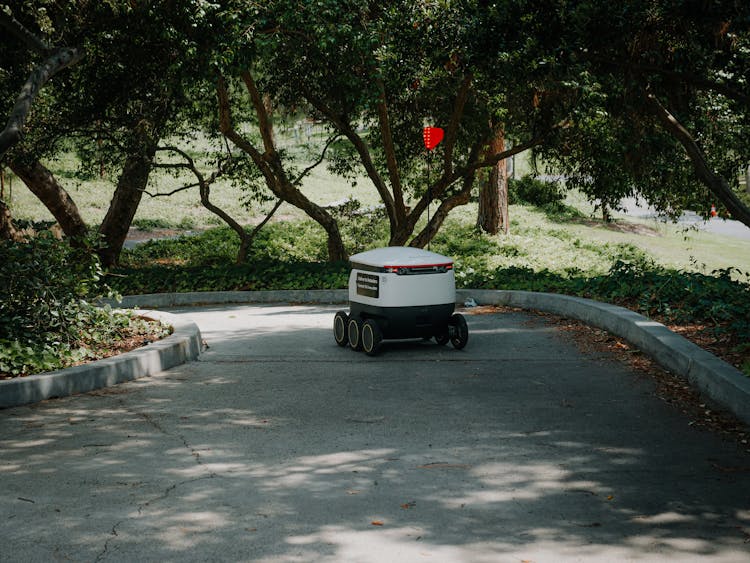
[333,247,468,355]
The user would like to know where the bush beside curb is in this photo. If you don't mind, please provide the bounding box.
[0,311,202,409]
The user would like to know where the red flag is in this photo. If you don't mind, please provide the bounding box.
[423,127,444,150]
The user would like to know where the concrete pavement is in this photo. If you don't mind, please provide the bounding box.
[1,303,749,562]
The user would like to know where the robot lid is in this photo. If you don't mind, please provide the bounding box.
[350,246,453,273]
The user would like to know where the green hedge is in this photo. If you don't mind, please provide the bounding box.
[0,232,168,377]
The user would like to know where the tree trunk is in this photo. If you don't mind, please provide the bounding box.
[98,127,159,267]
[8,159,87,239]
[498,166,509,234]
[477,130,509,235]
[0,198,20,241]
[388,224,414,247]
[410,171,477,249]
[275,180,347,261]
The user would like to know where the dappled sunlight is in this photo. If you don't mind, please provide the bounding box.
[2,304,749,561]
[154,513,230,551]
[631,511,696,524]
[279,525,471,563]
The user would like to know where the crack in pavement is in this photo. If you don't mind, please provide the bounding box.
[92,402,217,560]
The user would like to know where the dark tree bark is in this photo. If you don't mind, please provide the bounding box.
[477,130,509,235]
[0,199,20,241]
[217,73,347,262]
[8,159,87,239]
[410,167,478,249]
[97,125,159,267]
[646,93,750,228]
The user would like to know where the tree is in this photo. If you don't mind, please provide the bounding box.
[8,158,87,238]
[535,0,750,227]
[0,3,87,240]
[0,5,83,157]
[477,128,510,234]
[1,1,230,265]
[253,0,558,248]
[216,72,348,261]
[150,145,284,264]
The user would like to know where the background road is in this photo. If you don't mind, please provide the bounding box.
[1,304,749,562]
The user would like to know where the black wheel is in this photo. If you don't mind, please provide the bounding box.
[449,313,469,350]
[361,319,383,356]
[434,328,450,346]
[333,311,349,347]
[348,317,363,351]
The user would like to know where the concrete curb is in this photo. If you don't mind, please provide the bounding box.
[111,289,749,426]
[113,289,348,309]
[0,311,202,409]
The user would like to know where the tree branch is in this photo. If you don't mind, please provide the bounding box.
[0,47,84,157]
[375,77,405,220]
[241,70,276,154]
[302,87,398,225]
[216,74,278,191]
[0,8,53,53]
[645,92,750,228]
[588,53,750,108]
[291,133,341,186]
[142,182,200,198]
[409,157,478,249]
[442,73,474,176]
[409,139,485,229]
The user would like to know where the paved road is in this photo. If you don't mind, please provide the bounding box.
[619,197,750,241]
[1,304,749,562]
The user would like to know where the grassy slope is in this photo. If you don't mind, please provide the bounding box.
[5,149,750,276]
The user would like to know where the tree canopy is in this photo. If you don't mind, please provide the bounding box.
[3,0,750,259]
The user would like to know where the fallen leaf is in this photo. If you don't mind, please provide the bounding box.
[371,520,384,526]
[606,495,614,501]
[400,501,417,509]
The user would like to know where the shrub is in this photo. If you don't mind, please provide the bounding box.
[0,232,169,377]
[109,259,350,295]
[0,232,104,344]
[508,175,565,207]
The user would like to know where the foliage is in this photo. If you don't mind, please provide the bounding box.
[327,199,390,255]
[533,0,750,224]
[0,232,169,377]
[248,0,557,246]
[110,259,349,295]
[508,175,566,208]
